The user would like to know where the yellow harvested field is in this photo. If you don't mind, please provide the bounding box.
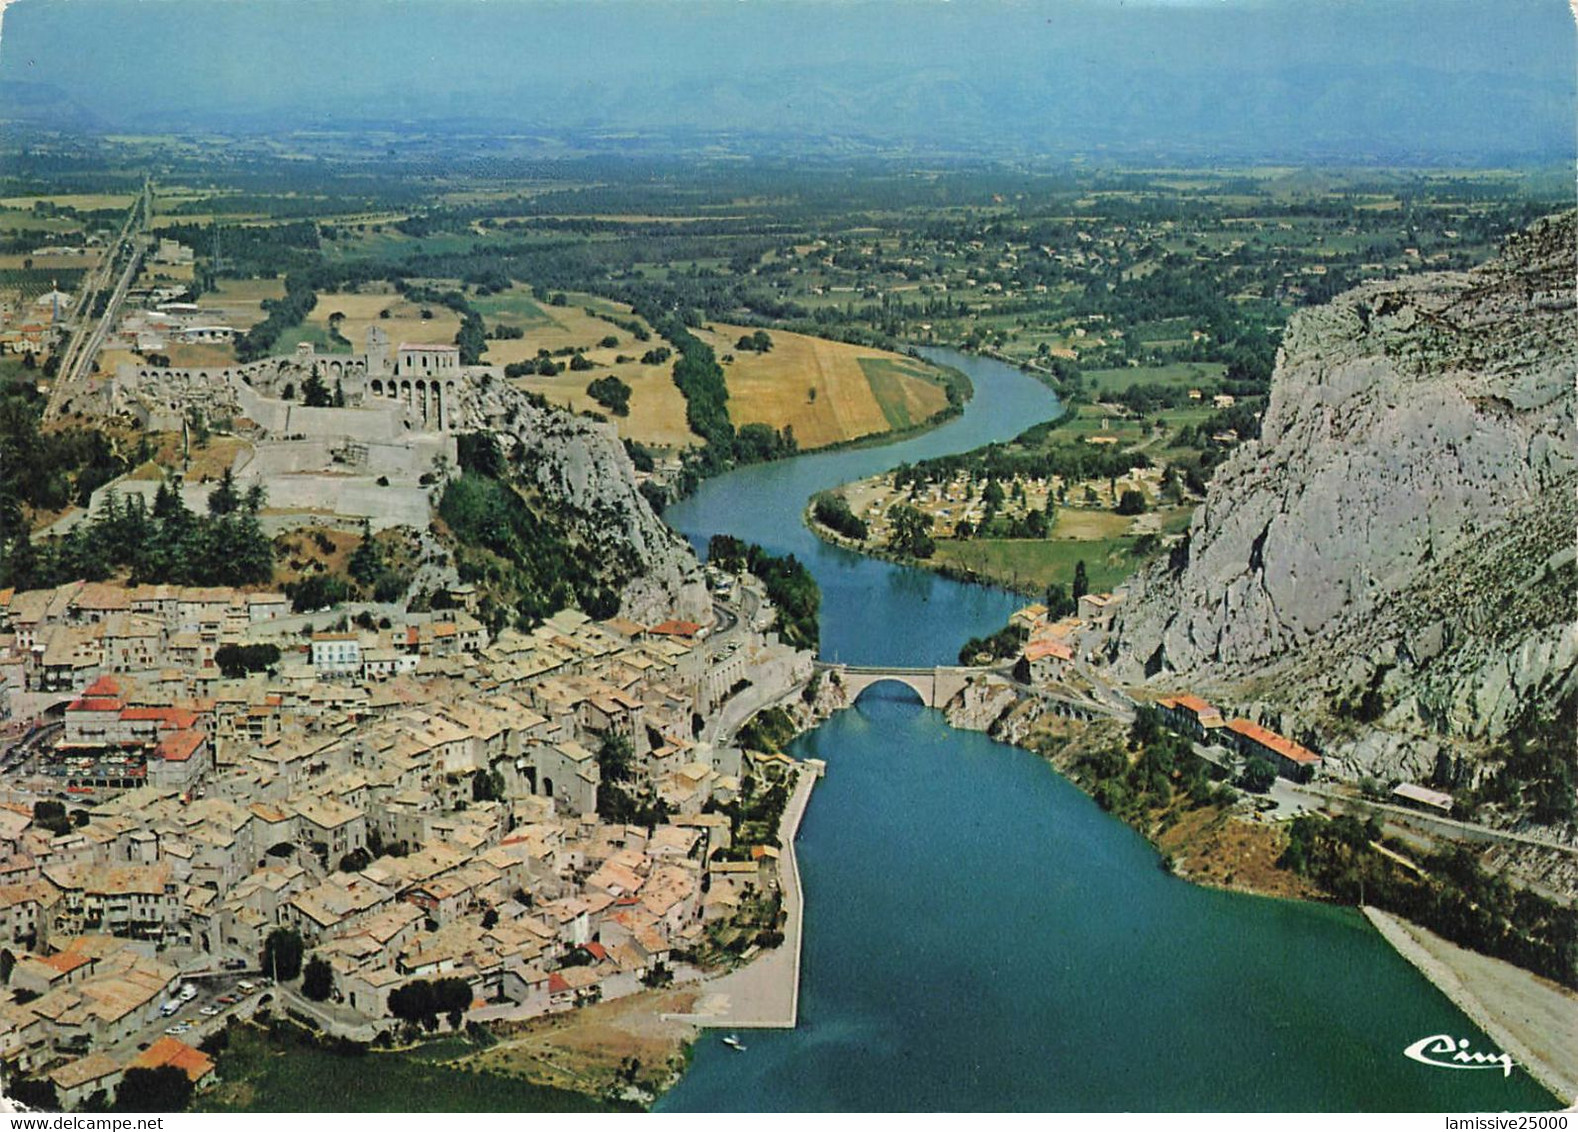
[0,194,136,210]
[484,288,698,448]
[306,291,461,355]
[0,252,102,271]
[164,343,238,369]
[142,261,195,283]
[95,348,141,376]
[1049,509,1133,540]
[512,358,699,450]
[491,306,623,354]
[697,323,951,450]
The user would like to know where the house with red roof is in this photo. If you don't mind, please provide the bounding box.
[148,730,210,791]
[131,1036,215,1088]
[1224,718,1321,782]
[1155,694,1225,741]
[1021,636,1074,683]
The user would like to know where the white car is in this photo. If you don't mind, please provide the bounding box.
[199,1005,221,1016]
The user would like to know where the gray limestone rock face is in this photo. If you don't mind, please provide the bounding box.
[1110,212,1577,776]
[452,380,710,626]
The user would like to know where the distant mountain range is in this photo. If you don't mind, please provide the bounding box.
[1,0,1573,163]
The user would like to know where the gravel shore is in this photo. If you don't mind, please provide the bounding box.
[1364,906,1577,1107]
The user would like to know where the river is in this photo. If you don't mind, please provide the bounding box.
[657,349,1554,1111]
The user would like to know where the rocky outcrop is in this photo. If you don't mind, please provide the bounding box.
[1111,212,1577,782]
[943,675,1045,744]
[455,379,710,625]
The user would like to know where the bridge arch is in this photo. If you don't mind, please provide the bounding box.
[822,665,978,710]
[847,674,933,706]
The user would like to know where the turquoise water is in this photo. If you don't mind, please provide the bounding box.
[658,351,1557,1111]
[665,349,1049,664]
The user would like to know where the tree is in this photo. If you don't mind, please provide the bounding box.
[1072,559,1090,601]
[7,1075,58,1111]
[113,1066,193,1113]
[262,926,304,982]
[888,504,935,559]
[1116,489,1147,516]
[1129,704,1164,748]
[471,767,505,802]
[32,799,70,836]
[434,976,472,1028]
[207,467,240,516]
[214,642,280,678]
[1238,756,1277,794]
[389,980,440,1031]
[1045,582,1076,619]
[586,375,631,416]
[348,519,383,585]
[300,371,332,408]
[302,955,333,1001]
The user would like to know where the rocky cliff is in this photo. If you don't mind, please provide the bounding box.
[456,381,711,626]
[1110,212,1577,782]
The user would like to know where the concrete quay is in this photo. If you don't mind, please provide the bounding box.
[665,765,818,1030]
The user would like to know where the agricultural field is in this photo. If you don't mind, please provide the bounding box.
[205,277,286,331]
[0,250,102,272]
[304,290,462,356]
[485,288,700,448]
[695,323,951,450]
[933,533,1146,595]
[511,362,700,450]
[1083,362,1226,396]
[0,193,136,211]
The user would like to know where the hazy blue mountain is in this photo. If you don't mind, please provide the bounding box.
[0,0,1572,162]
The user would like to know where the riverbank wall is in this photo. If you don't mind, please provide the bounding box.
[665,764,818,1030]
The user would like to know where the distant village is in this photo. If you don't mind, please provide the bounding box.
[0,571,811,1107]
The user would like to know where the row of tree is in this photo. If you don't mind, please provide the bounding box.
[4,476,273,592]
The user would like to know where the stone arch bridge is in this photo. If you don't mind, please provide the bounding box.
[815,661,1106,720]
[815,663,979,709]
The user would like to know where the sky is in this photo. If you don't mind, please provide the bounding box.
[0,0,1573,162]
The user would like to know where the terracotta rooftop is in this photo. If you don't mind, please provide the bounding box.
[133,1036,215,1082]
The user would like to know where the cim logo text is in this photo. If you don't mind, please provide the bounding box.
[1404,1034,1515,1077]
